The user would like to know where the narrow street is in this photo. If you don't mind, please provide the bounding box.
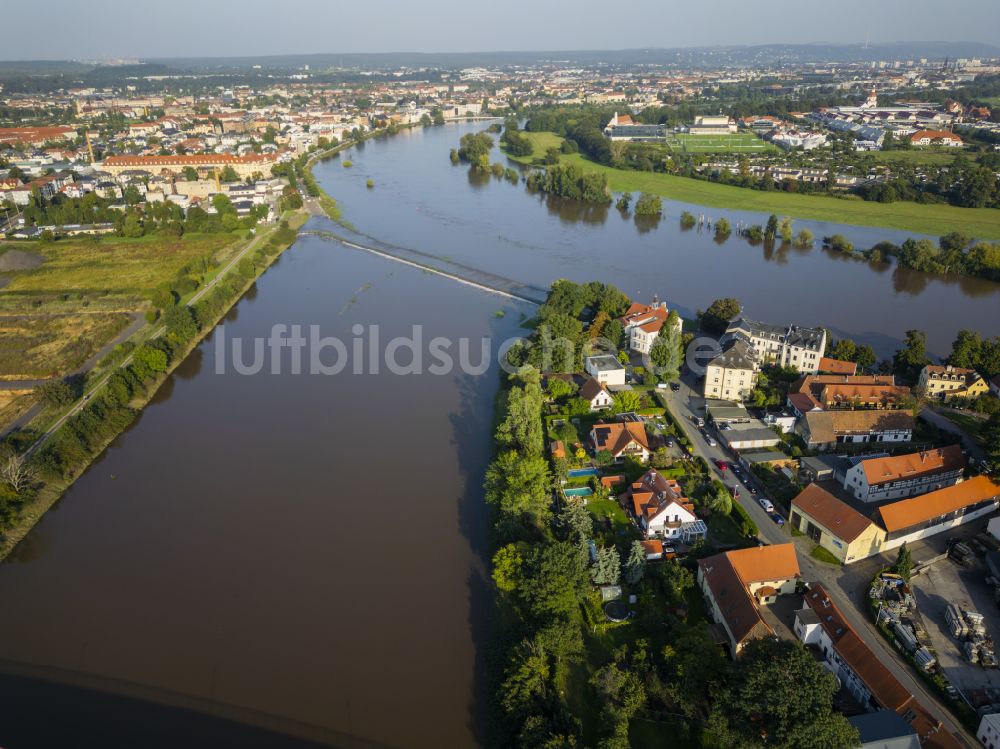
[662,372,978,749]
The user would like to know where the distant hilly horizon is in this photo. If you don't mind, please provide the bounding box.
[2,41,999,72]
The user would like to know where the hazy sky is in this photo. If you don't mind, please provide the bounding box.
[4,0,1000,60]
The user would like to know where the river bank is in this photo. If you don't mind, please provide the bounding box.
[0,210,308,561]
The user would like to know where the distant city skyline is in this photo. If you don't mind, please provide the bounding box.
[3,0,1000,61]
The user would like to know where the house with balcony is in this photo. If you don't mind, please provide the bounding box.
[624,469,706,543]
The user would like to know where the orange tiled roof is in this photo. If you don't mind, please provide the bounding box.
[699,554,775,648]
[910,129,962,142]
[803,584,951,744]
[103,152,280,167]
[818,357,857,375]
[875,476,1000,533]
[791,484,873,542]
[725,543,801,584]
[860,445,964,486]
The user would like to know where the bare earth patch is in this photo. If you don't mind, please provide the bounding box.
[0,249,44,272]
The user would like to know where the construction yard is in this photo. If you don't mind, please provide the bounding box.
[912,561,1000,693]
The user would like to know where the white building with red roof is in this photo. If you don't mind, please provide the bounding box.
[619,298,681,354]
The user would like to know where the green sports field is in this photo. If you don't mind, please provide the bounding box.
[665,132,776,153]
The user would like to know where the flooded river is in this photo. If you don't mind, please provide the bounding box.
[0,119,998,749]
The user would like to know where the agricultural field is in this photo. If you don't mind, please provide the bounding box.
[0,232,242,380]
[502,131,1000,240]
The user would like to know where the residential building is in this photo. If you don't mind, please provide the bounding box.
[798,410,915,451]
[584,354,626,386]
[100,152,284,179]
[843,446,965,502]
[619,299,680,354]
[590,421,652,462]
[797,585,955,748]
[579,376,614,411]
[724,318,826,373]
[909,130,963,147]
[790,484,883,563]
[788,374,905,414]
[697,544,801,657]
[704,338,758,401]
[848,712,919,749]
[0,125,77,146]
[918,364,989,401]
[624,469,707,542]
[873,476,1000,552]
[978,713,1000,749]
[818,382,912,410]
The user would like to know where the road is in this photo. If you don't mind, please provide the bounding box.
[21,218,291,456]
[661,372,977,749]
[921,406,987,464]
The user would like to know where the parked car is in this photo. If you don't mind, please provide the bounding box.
[758,497,775,513]
[714,459,729,470]
[670,382,681,392]
[770,513,785,526]
[746,483,758,495]
[703,433,717,447]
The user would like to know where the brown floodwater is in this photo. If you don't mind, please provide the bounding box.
[0,238,530,748]
[1,118,999,749]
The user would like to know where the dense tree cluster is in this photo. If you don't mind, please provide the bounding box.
[456,131,495,172]
[525,163,610,204]
[699,297,741,335]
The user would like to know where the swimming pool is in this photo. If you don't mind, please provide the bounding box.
[564,487,594,498]
[567,468,599,478]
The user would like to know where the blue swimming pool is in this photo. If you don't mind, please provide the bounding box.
[564,487,594,498]
[567,468,599,478]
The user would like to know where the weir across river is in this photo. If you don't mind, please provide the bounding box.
[298,227,548,306]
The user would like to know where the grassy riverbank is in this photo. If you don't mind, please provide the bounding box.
[504,131,1000,240]
[0,233,245,381]
[0,211,308,561]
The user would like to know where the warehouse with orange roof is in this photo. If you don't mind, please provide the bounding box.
[874,476,1000,552]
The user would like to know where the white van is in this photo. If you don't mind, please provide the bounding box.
[758,497,775,513]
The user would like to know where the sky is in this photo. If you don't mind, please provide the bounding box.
[4,0,1000,60]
